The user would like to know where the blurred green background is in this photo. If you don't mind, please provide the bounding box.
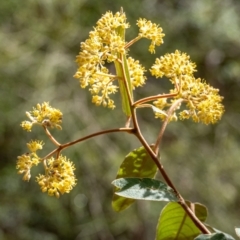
[1,0,240,239]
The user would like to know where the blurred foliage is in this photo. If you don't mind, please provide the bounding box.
[1,0,240,239]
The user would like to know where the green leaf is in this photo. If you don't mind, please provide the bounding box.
[112,146,157,212]
[194,233,235,240]
[112,177,178,201]
[193,202,208,222]
[156,202,208,240]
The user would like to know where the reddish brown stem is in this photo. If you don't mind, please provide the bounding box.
[41,127,134,161]
[43,126,61,146]
[131,108,210,234]
[133,92,178,107]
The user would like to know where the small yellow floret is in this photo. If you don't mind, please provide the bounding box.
[20,121,33,132]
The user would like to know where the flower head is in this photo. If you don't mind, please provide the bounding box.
[178,77,224,124]
[27,140,44,152]
[74,11,129,109]
[127,57,147,89]
[151,50,224,124]
[95,11,130,41]
[36,155,77,198]
[20,121,32,132]
[137,18,165,53]
[16,140,43,181]
[16,153,40,181]
[21,102,62,131]
[150,50,196,79]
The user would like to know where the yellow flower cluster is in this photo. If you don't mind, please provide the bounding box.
[178,77,224,124]
[137,18,165,53]
[36,155,77,198]
[151,50,224,124]
[127,57,146,89]
[21,102,62,131]
[74,11,163,109]
[18,102,77,197]
[74,11,128,109]
[16,140,43,181]
[150,50,196,80]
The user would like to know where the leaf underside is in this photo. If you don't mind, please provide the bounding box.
[112,177,178,202]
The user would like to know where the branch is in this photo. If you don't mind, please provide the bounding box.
[153,98,184,154]
[41,127,135,160]
[131,108,210,234]
[133,92,178,107]
[42,126,61,146]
